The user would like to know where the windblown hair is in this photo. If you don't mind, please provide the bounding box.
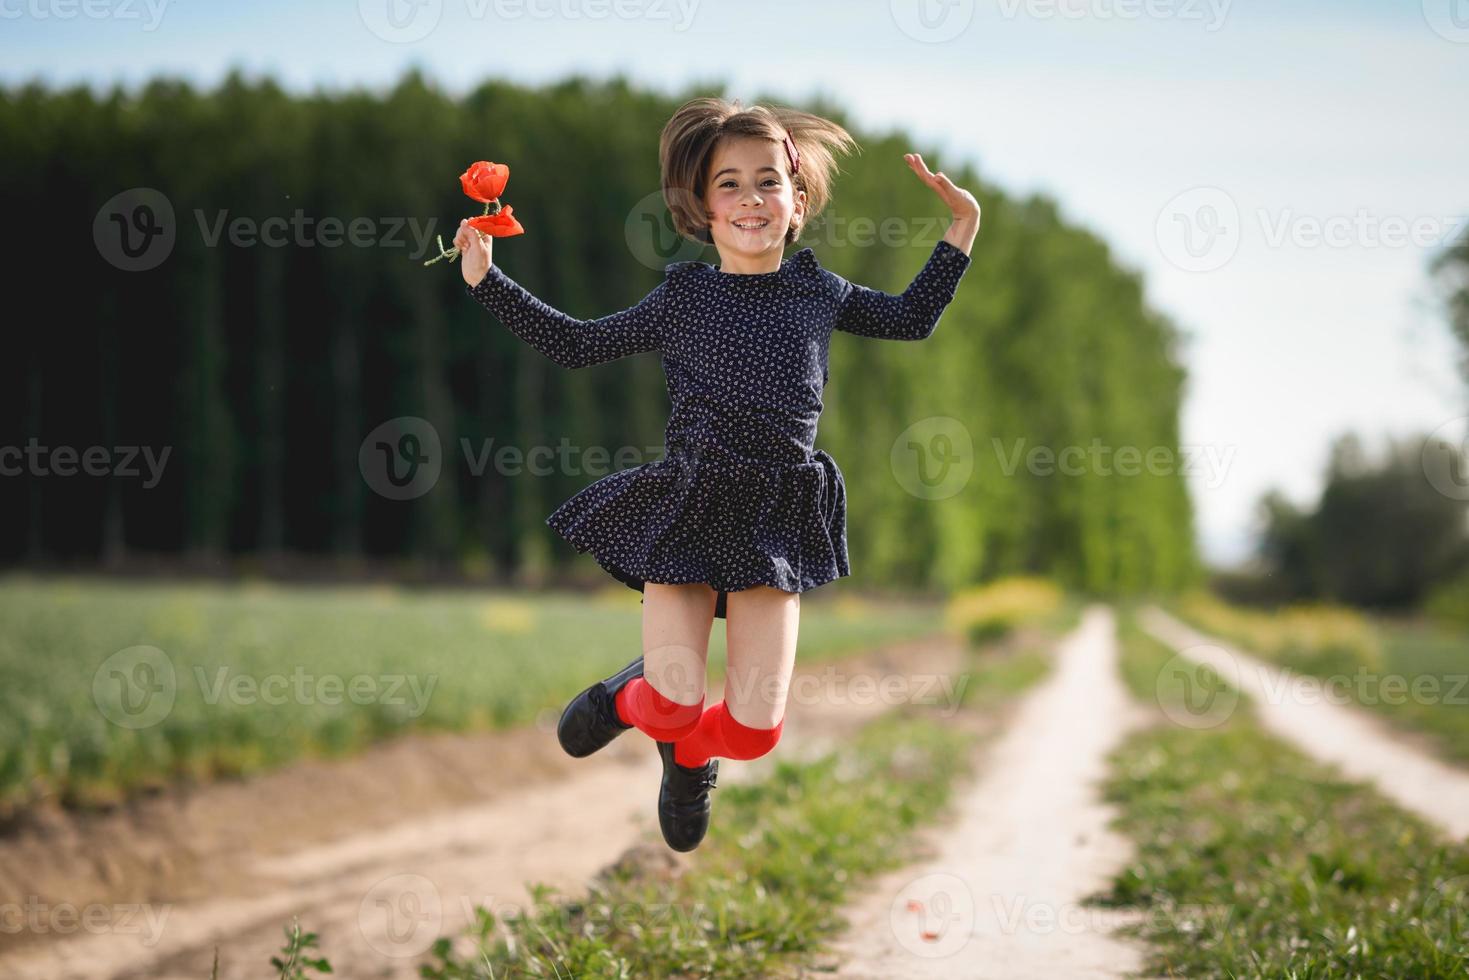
[659,97,859,246]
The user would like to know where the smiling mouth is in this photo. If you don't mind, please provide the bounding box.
[732,218,770,231]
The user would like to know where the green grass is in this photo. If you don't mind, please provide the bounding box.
[1372,618,1469,766]
[1091,603,1469,978]
[0,574,945,815]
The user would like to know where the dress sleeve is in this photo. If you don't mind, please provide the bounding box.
[832,239,972,341]
[465,263,666,369]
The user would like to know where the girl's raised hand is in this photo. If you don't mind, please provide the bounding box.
[454,219,493,287]
[905,153,981,228]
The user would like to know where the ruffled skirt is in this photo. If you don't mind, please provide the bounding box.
[545,447,850,620]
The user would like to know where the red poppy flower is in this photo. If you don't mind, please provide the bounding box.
[424,160,527,266]
[460,161,509,203]
[468,205,525,238]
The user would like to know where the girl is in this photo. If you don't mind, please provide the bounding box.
[453,97,979,852]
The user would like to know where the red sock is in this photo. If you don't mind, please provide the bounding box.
[673,700,784,767]
[614,676,705,741]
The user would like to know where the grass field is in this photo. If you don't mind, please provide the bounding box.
[1094,604,1469,977]
[1374,619,1469,765]
[0,574,949,815]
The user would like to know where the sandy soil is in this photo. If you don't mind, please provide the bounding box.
[1142,605,1469,843]
[0,633,968,980]
[822,604,1154,980]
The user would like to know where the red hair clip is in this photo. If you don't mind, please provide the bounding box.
[782,131,800,176]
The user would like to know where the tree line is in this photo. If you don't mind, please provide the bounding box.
[1,68,1200,595]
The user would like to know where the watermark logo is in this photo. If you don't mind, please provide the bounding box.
[992,437,1235,489]
[892,416,974,500]
[359,873,443,957]
[889,872,974,957]
[0,898,172,946]
[625,188,707,272]
[1158,187,1468,271]
[1155,646,1240,729]
[94,187,176,272]
[1422,417,1469,501]
[358,0,443,42]
[0,0,172,30]
[93,646,177,730]
[1422,0,1469,42]
[996,0,1232,31]
[1156,187,1240,273]
[890,0,975,43]
[360,416,443,500]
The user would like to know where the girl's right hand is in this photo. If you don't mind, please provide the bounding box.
[454,218,493,287]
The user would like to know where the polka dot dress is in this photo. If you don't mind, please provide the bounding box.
[467,239,972,618]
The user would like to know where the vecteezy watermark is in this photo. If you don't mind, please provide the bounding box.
[360,417,444,501]
[992,437,1237,490]
[722,665,973,719]
[91,646,439,729]
[1154,646,1241,729]
[0,439,171,488]
[93,187,176,272]
[988,895,1234,935]
[1157,186,1469,272]
[996,0,1232,30]
[889,0,976,43]
[357,0,699,43]
[452,893,708,937]
[1255,668,1469,709]
[358,874,443,958]
[623,189,953,272]
[891,417,975,501]
[357,874,709,959]
[0,898,172,946]
[1421,417,1469,501]
[888,872,975,958]
[795,213,950,252]
[1422,0,1469,43]
[625,188,709,272]
[93,188,448,272]
[360,416,689,500]
[0,0,173,30]
[461,436,670,478]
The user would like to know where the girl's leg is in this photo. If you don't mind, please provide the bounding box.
[673,585,799,766]
[614,582,716,741]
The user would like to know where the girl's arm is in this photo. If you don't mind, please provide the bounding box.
[456,220,663,369]
[466,266,667,369]
[832,237,972,341]
[833,154,980,341]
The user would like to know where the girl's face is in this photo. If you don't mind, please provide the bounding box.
[702,136,807,270]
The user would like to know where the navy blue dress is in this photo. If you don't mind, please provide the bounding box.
[466,238,972,618]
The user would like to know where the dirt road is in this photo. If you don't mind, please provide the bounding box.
[1142,605,1469,843]
[825,604,1152,979]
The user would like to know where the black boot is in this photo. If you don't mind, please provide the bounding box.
[656,740,719,852]
[557,655,643,758]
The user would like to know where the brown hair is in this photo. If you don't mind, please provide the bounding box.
[659,97,859,247]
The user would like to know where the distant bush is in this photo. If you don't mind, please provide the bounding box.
[945,576,1063,646]
[1422,571,1469,630]
[1177,591,1382,677]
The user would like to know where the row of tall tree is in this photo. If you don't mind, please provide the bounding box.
[2,69,1200,595]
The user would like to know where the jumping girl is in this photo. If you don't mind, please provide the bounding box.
[453,96,979,852]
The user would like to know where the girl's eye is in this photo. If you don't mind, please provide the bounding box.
[719,179,781,189]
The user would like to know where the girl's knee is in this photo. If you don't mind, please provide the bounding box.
[717,703,784,760]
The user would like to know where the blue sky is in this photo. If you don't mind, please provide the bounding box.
[7,0,1467,566]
